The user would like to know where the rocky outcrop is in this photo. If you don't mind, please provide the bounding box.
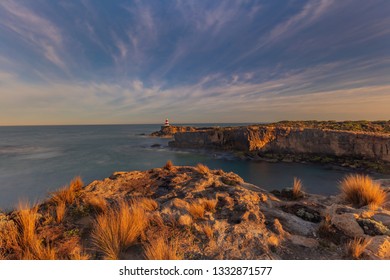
[150,125,199,137]
[1,165,389,260]
[168,126,390,163]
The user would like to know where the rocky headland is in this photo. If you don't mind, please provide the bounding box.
[152,121,390,173]
[1,164,389,260]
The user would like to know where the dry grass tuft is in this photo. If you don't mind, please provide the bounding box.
[69,176,84,193]
[137,197,158,211]
[0,219,19,259]
[200,198,218,212]
[186,202,205,219]
[201,223,214,238]
[143,236,182,260]
[196,163,210,175]
[345,237,371,259]
[51,186,75,205]
[12,202,57,260]
[22,241,56,260]
[86,196,108,213]
[91,200,149,260]
[51,176,84,205]
[56,201,66,223]
[340,174,386,209]
[318,214,332,238]
[163,160,174,171]
[178,214,193,227]
[15,201,39,247]
[292,177,303,199]
[69,245,90,260]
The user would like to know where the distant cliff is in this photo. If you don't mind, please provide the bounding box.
[150,125,212,137]
[166,125,390,163]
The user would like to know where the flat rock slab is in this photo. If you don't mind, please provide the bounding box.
[288,235,319,248]
[331,213,364,237]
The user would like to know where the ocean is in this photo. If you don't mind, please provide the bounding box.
[0,124,386,210]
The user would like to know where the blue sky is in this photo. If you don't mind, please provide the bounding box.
[0,0,389,125]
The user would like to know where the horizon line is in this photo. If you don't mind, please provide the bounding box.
[1,119,389,127]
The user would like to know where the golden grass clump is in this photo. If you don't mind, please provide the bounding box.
[69,245,90,260]
[340,174,386,209]
[69,176,84,193]
[55,201,66,223]
[13,202,57,260]
[51,176,84,205]
[200,198,217,212]
[292,177,303,199]
[163,160,174,171]
[196,163,210,175]
[201,223,213,238]
[21,242,56,260]
[177,214,193,227]
[86,196,108,213]
[137,197,158,211]
[345,237,371,259]
[91,200,149,260]
[186,202,205,219]
[15,202,39,247]
[143,236,181,260]
[0,219,19,259]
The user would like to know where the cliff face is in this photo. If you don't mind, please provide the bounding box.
[169,126,390,162]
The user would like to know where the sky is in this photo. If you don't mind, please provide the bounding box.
[0,0,389,125]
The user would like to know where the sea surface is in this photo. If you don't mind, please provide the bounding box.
[0,124,388,210]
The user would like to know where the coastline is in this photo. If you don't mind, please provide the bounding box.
[151,121,390,174]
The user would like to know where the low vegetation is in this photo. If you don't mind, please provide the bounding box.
[292,177,303,199]
[196,163,210,175]
[55,201,66,223]
[91,200,149,260]
[339,174,386,209]
[163,160,174,171]
[200,198,217,212]
[345,238,371,259]
[186,201,205,219]
[272,120,390,133]
[143,236,181,260]
[50,176,84,205]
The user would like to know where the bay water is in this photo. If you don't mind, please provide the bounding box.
[0,124,386,210]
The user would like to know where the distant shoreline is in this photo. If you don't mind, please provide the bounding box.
[151,121,390,174]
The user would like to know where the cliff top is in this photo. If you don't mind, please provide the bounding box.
[265,120,390,134]
[151,120,390,137]
[1,164,389,260]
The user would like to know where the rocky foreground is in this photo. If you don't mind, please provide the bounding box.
[1,164,389,260]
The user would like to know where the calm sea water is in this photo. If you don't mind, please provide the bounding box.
[0,124,387,210]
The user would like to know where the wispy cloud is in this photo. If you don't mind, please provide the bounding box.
[0,1,389,124]
[0,0,67,70]
[1,54,388,125]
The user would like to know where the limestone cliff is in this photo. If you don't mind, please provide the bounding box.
[169,126,390,163]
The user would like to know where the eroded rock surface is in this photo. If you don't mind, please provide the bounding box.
[1,166,389,260]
